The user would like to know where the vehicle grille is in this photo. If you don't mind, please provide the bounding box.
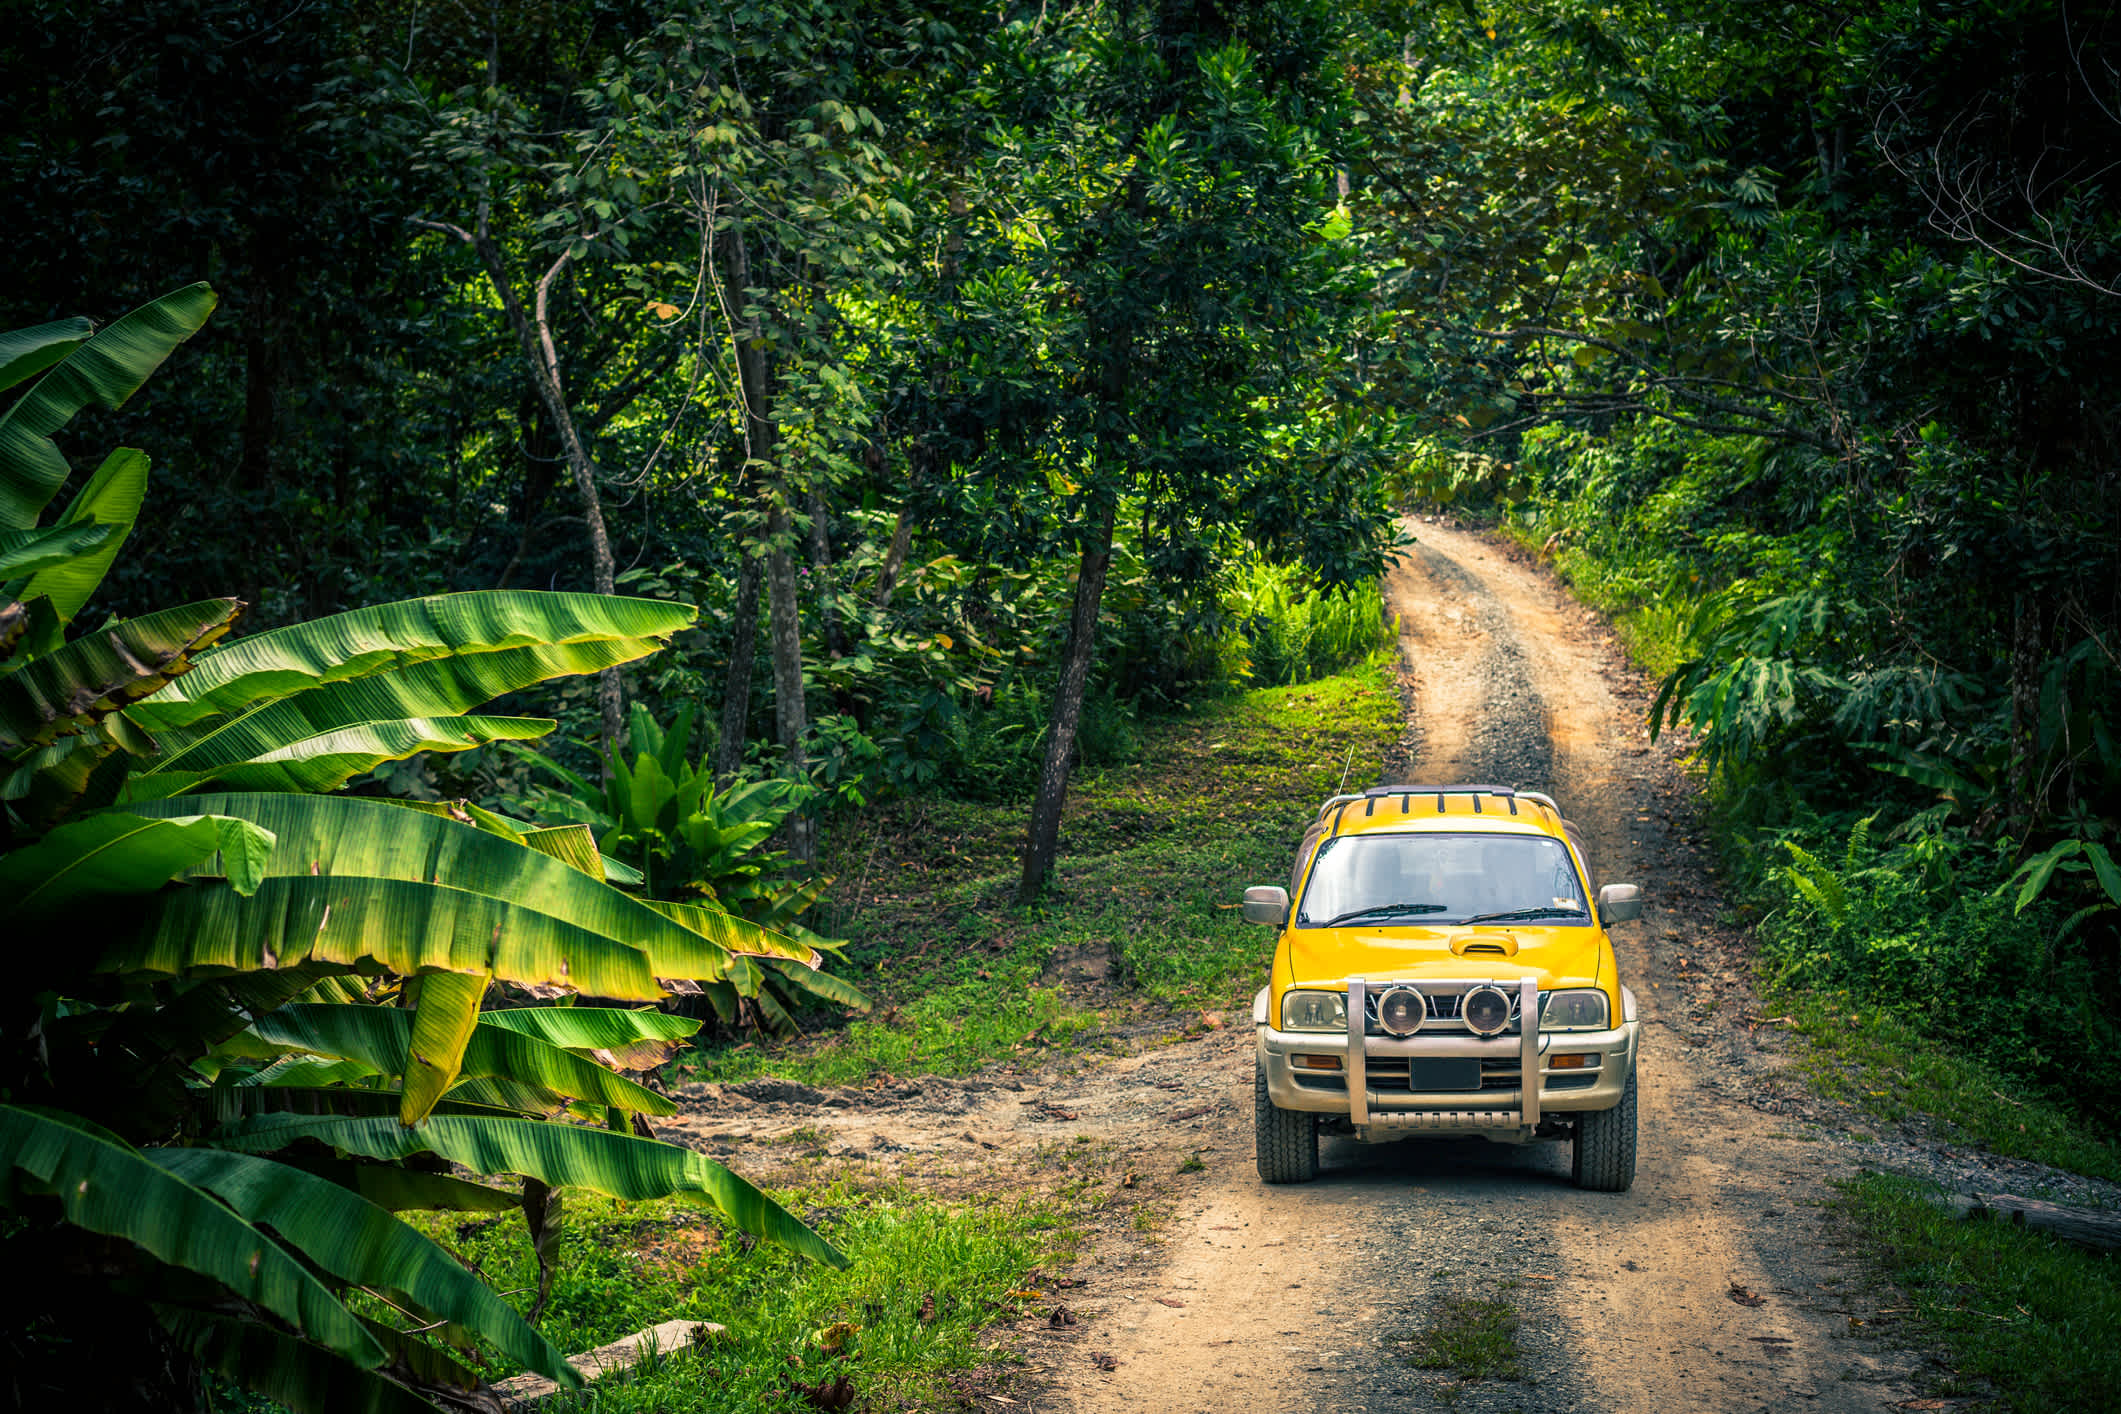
[1363,1058,1524,1092]
[1362,985,1525,1035]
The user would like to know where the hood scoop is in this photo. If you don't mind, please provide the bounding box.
[1450,933,1520,958]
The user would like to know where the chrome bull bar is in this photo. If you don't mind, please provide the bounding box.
[1345,976,1540,1130]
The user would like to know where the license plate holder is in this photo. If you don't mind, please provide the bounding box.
[1409,1058,1482,1092]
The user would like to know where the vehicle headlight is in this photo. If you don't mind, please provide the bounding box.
[1280,990,1347,1032]
[1461,985,1512,1037]
[1540,989,1610,1031]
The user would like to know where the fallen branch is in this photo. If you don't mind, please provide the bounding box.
[494,1318,728,1407]
[1930,1192,2121,1253]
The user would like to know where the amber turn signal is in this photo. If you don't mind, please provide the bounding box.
[1548,1053,1590,1070]
[1292,1054,1343,1071]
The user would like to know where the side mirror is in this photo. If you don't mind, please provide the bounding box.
[1597,883,1642,925]
[1242,885,1289,927]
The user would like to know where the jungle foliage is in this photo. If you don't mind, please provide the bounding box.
[1371,0,2121,1127]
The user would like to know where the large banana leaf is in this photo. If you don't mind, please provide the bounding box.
[0,521,113,581]
[401,970,487,1126]
[0,809,273,918]
[0,284,216,530]
[18,448,149,638]
[128,591,697,732]
[129,714,557,799]
[146,1147,577,1387]
[0,597,241,752]
[251,1004,673,1116]
[112,793,815,975]
[110,874,665,999]
[0,1105,382,1366]
[156,1309,440,1414]
[642,896,821,970]
[477,1006,701,1071]
[0,316,92,393]
[217,1112,848,1269]
[280,1159,519,1214]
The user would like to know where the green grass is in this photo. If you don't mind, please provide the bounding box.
[1774,990,2121,1183]
[687,659,1402,1087]
[1837,1174,2121,1413]
[398,1178,1083,1412]
[1403,1290,1523,1383]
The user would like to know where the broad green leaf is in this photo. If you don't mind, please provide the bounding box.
[20,448,149,632]
[0,810,223,917]
[761,955,874,1012]
[218,1112,848,1269]
[477,1005,701,1070]
[214,815,276,893]
[147,1147,576,1385]
[642,896,818,968]
[2012,840,2080,914]
[0,284,215,529]
[521,822,604,876]
[401,971,487,1126]
[114,793,813,976]
[129,591,697,731]
[0,522,113,580]
[0,316,92,393]
[282,1160,519,1213]
[0,1104,380,1366]
[114,874,664,1000]
[0,597,240,752]
[252,1004,674,1115]
[155,1308,438,1414]
[132,714,556,798]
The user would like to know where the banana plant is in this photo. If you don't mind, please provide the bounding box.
[520,699,873,1035]
[0,288,846,1413]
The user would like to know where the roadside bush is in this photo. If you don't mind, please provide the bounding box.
[1226,561,1394,687]
[1759,821,2121,1123]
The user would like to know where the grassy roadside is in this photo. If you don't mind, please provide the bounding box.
[1773,992,2121,1183]
[1836,1174,2121,1414]
[686,658,1403,1088]
[393,1172,1090,1413]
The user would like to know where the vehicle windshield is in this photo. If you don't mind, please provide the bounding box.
[1295,831,1589,928]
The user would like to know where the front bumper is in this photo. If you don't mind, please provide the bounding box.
[1258,977,1637,1138]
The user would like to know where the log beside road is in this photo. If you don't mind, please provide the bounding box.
[494,1319,727,1407]
[1935,1192,2121,1252]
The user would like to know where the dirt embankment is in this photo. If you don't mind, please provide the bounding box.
[661,518,2096,1411]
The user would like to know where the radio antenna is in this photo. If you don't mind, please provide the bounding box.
[1336,744,1357,795]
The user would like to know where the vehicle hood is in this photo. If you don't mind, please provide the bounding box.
[1285,925,1605,991]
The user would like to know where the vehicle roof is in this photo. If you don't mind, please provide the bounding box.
[1316,785,1570,841]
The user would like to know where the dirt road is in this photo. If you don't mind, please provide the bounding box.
[667,519,1945,1411]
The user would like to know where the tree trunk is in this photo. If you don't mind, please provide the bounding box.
[469,226,624,755]
[765,507,813,863]
[713,554,762,783]
[1018,500,1118,902]
[873,501,916,609]
[807,482,847,660]
[720,221,810,857]
[2008,590,2042,837]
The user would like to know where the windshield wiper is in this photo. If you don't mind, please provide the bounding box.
[1459,905,1589,924]
[1313,902,1449,928]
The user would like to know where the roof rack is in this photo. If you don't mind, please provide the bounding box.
[1316,785,1561,825]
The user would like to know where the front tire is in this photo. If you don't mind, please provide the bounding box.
[1255,1057,1318,1183]
[1571,1065,1638,1192]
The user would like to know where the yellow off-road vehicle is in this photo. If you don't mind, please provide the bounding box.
[1245,784,1642,1191]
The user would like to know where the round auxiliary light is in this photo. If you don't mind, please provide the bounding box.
[1461,985,1513,1037]
[1376,986,1426,1037]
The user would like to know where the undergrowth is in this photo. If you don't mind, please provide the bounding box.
[395,1180,1081,1412]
